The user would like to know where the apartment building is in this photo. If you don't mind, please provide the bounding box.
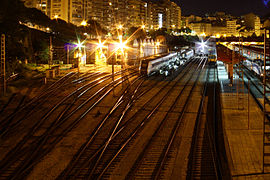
[189,22,211,36]
[226,20,237,36]
[21,0,181,31]
[243,13,261,36]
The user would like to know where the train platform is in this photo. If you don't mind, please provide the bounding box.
[217,61,270,179]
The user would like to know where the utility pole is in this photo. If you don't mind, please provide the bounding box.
[49,36,53,69]
[67,45,70,64]
[1,34,6,96]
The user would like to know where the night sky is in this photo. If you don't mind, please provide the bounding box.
[173,0,270,17]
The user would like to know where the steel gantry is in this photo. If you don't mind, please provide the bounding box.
[263,29,270,173]
[237,39,245,110]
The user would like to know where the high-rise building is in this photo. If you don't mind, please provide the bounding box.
[211,26,227,36]
[168,1,181,29]
[254,16,261,36]
[189,22,211,36]
[146,0,181,30]
[126,0,145,28]
[21,0,86,25]
[243,13,261,36]
[226,20,237,36]
[21,0,181,31]
[49,0,85,25]
[86,0,109,27]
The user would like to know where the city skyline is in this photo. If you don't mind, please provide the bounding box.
[175,0,270,17]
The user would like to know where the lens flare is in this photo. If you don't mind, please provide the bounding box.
[264,0,270,7]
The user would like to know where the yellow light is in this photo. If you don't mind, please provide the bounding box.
[95,39,107,65]
[200,32,206,37]
[97,39,106,49]
[141,25,145,29]
[172,25,175,28]
[223,34,227,37]
[75,41,84,49]
[156,42,160,46]
[109,2,112,6]
[216,34,221,38]
[117,42,127,50]
[54,15,58,19]
[46,27,50,31]
[118,25,123,29]
[81,20,87,26]
[114,35,129,57]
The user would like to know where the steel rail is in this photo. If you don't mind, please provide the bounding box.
[57,59,196,179]
[6,72,139,179]
[125,58,206,179]
[0,71,122,137]
[96,58,204,179]
[0,71,137,178]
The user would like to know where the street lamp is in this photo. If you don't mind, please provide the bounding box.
[141,25,145,29]
[95,39,107,66]
[155,41,160,54]
[81,20,87,26]
[118,24,123,30]
[75,41,85,74]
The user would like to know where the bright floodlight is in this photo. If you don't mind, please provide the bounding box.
[118,25,123,29]
[97,40,105,49]
[141,25,145,29]
[76,42,84,48]
[81,20,87,26]
[199,41,206,49]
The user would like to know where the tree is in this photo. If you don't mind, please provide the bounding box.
[127,26,146,40]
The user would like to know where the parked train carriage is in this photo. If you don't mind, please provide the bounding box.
[140,52,177,76]
[140,53,169,75]
[181,49,194,60]
[208,54,217,65]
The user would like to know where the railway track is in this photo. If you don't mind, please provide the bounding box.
[0,68,138,179]
[0,57,218,179]
[124,58,207,179]
[55,57,205,179]
[0,69,134,138]
[187,64,221,179]
[0,72,80,135]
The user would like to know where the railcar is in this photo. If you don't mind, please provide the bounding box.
[140,52,178,76]
[208,54,217,64]
[180,49,194,60]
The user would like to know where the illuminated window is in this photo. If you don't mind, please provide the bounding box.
[158,13,163,29]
